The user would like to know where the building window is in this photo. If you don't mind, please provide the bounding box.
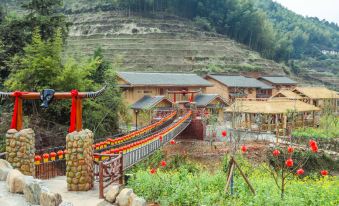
[144,90,152,94]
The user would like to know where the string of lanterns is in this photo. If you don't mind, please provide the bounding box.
[34,111,178,165]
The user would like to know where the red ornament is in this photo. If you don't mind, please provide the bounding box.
[241,145,247,153]
[296,168,304,175]
[160,160,167,167]
[285,158,294,167]
[221,130,227,137]
[170,140,176,145]
[50,152,57,157]
[273,149,280,157]
[150,168,157,174]
[320,170,328,176]
[34,155,41,161]
[287,146,294,153]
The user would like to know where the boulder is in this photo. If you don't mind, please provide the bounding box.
[116,188,133,206]
[40,191,62,206]
[23,181,42,204]
[105,184,120,203]
[96,200,114,206]
[0,159,13,181]
[131,197,147,206]
[6,169,25,193]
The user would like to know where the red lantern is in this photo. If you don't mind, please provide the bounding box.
[285,158,293,167]
[287,146,294,153]
[272,149,280,157]
[320,170,328,176]
[50,152,57,161]
[94,155,100,162]
[159,135,163,142]
[241,145,247,153]
[170,140,176,145]
[296,168,304,175]
[221,130,227,137]
[42,153,49,163]
[34,155,41,165]
[57,150,64,159]
[160,160,167,167]
[95,143,100,150]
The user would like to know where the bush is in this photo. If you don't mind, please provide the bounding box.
[127,154,339,205]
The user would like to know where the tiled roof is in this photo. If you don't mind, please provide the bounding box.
[259,76,297,85]
[207,75,272,89]
[194,94,227,107]
[131,95,172,110]
[118,72,212,87]
[272,90,303,100]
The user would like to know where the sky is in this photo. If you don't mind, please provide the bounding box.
[273,0,339,24]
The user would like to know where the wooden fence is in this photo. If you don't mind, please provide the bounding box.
[94,154,123,199]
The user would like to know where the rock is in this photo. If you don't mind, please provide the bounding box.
[23,181,42,204]
[116,188,133,206]
[40,191,62,206]
[105,184,120,203]
[0,159,13,181]
[131,197,147,206]
[96,200,113,206]
[6,169,25,193]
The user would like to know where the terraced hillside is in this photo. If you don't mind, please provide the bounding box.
[66,11,288,74]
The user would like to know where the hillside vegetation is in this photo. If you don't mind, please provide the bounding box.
[0,0,338,88]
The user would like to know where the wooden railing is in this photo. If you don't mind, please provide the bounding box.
[94,154,123,199]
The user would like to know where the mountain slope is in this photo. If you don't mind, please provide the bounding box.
[66,11,287,74]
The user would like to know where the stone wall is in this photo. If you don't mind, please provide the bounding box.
[66,129,94,191]
[6,129,35,176]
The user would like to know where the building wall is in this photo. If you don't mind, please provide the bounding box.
[205,77,229,100]
[258,79,296,96]
[122,86,208,106]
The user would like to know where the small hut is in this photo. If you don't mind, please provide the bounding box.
[131,95,173,128]
[194,94,228,122]
[226,98,321,136]
[293,87,338,113]
[272,89,303,100]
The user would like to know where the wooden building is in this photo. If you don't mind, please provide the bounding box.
[194,94,228,122]
[117,72,212,105]
[130,95,173,127]
[204,75,273,101]
[271,89,303,100]
[293,87,339,112]
[226,98,320,136]
[257,76,297,96]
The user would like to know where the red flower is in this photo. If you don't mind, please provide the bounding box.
[285,158,293,167]
[150,168,157,174]
[170,140,176,145]
[221,130,227,137]
[160,160,167,167]
[309,140,317,148]
[296,168,304,175]
[287,146,294,153]
[320,170,328,176]
[241,145,247,153]
[311,145,318,153]
[273,149,280,157]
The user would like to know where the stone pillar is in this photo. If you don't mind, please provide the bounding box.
[5,128,35,176]
[66,129,94,191]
